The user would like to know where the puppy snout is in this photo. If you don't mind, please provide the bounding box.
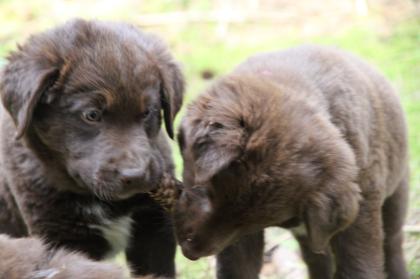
[180,237,216,261]
[181,239,201,261]
[120,168,145,186]
[116,165,157,194]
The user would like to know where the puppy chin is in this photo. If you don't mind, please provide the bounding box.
[85,178,154,201]
[180,244,211,261]
[181,242,225,261]
[181,247,201,261]
[180,234,232,261]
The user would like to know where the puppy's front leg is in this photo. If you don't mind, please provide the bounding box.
[331,199,385,279]
[126,202,176,278]
[216,231,264,279]
[293,233,334,279]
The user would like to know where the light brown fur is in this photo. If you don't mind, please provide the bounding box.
[0,234,127,279]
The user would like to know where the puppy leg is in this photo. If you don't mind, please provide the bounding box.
[126,204,176,278]
[331,199,385,279]
[293,233,334,279]
[382,178,409,279]
[216,231,264,279]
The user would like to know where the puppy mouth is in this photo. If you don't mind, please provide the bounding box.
[180,236,226,261]
[70,174,159,201]
[181,243,215,261]
[182,249,201,261]
[69,161,163,201]
[92,179,160,201]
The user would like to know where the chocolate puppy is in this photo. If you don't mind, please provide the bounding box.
[174,45,409,279]
[0,19,183,277]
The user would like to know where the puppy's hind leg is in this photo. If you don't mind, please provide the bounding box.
[216,231,264,279]
[331,197,385,279]
[292,231,334,279]
[382,177,409,279]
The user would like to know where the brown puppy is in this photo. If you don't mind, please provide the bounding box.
[174,45,409,279]
[0,19,183,277]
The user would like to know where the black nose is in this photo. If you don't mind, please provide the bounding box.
[181,240,201,261]
[120,168,145,186]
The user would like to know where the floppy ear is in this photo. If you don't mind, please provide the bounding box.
[177,126,186,152]
[159,61,184,139]
[195,145,241,183]
[302,182,360,253]
[1,54,60,139]
[192,123,245,183]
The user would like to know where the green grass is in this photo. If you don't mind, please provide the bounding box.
[0,1,419,277]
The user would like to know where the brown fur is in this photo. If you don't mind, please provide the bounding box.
[0,234,126,279]
[0,234,170,279]
[0,19,183,277]
[174,45,409,279]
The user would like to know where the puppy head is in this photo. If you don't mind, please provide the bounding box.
[174,75,360,259]
[0,19,184,200]
[174,76,287,259]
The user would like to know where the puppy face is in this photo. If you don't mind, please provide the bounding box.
[174,76,360,260]
[0,20,184,200]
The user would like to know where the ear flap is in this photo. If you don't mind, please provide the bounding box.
[159,62,184,139]
[1,59,59,139]
[302,182,360,253]
[177,126,186,152]
[195,146,241,183]
[191,119,246,183]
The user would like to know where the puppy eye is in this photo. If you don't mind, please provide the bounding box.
[82,109,102,123]
[209,122,224,129]
[239,118,245,128]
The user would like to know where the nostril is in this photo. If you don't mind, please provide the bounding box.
[185,230,194,243]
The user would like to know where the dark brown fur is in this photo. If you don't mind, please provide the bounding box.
[0,19,184,277]
[174,45,409,279]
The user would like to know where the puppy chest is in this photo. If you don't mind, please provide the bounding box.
[88,207,133,258]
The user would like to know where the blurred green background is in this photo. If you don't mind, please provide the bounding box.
[0,0,418,278]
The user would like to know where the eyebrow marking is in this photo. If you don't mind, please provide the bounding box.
[100,89,117,108]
